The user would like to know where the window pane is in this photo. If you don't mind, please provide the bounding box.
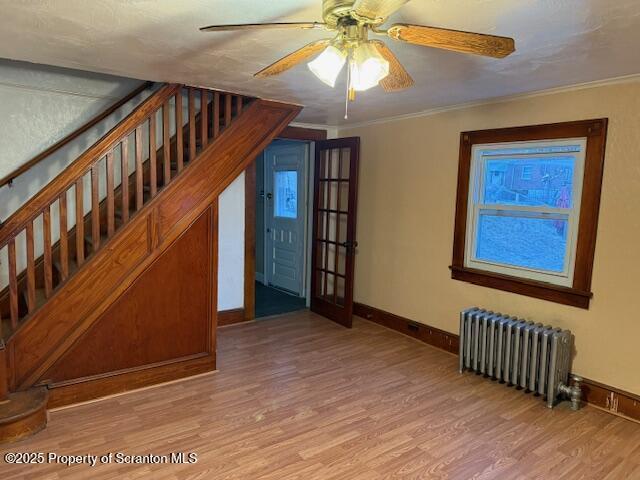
[483,155,576,208]
[336,276,346,306]
[274,171,297,218]
[475,213,568,273]
[340,148,350,179]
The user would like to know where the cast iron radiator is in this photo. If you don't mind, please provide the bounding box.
[459,308,582,409]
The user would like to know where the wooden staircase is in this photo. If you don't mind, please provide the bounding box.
[0,83,301,442]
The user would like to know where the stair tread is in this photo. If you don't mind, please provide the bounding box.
[53,259,80,279]
[83,233,109,246]
[32,289,47,310]
[0,386,47,425]
[0,387,48,443]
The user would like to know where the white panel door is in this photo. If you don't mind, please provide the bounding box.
[265,142,307,295]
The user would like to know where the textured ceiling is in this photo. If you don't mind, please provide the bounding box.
[0,0,639,125]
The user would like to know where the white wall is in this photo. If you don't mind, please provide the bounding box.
[0,59,151,289]
[219,127,335,312]
[0,59,148,219]
[217,173,245,311]
[340,79,640,395]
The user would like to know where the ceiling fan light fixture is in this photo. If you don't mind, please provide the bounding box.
[307,45,347,87]
[349,41,389,91]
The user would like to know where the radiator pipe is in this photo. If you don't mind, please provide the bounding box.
[558,375,583,411]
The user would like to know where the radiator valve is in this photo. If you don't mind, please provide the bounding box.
[559,375,583,411]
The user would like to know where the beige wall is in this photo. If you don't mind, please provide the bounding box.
[340,80,640,396]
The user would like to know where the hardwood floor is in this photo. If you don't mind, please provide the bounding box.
[2,310,639,479]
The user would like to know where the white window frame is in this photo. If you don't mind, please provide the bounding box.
[464,138,587,287]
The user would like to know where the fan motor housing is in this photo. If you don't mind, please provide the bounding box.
[323,0,357,27]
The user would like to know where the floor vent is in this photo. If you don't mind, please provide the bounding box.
[459,307,582,409]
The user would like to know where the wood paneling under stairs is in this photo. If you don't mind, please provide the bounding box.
[1,312,639,479]
[5,98,300,393]
[42,211,213,385]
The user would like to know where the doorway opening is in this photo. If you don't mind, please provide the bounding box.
[255,139,312,318]
[238,125,360,329]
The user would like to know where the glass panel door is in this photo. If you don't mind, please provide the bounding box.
[310,138,359,327]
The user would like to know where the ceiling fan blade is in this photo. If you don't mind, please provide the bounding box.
[352,0,410,22]
[255,39,331,78]
[200,22,325,32]
[386,24,515,58]
[371,41,414,92]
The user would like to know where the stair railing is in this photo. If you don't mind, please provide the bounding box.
[0,81,154,190]
[0,84,251,340]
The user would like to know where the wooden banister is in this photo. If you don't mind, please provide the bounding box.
[0,83,256,343]
[0,84,181,248]
[0,81,154,189]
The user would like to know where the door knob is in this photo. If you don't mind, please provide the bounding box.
[341,241,358,250]
[266,192,273,200]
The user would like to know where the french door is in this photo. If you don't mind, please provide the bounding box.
[310,137,360,327]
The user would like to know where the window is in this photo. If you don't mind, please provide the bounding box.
[467,140,585,287]
[451,119,608,308]
[520,165,533,180]
[274,170,298,218]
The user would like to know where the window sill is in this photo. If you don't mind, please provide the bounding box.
[449,265,592,309]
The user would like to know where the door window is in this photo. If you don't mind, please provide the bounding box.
[274,170,298,219]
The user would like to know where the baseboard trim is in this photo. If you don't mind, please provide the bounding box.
[354,303,459,354]
[218,308,248,326]
[354,302,640,422]
[50,370,216,412]
[46,353,216,409]
[579,376,640,422]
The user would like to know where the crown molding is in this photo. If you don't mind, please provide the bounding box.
[338,73,640,130]
[289,121,335,130]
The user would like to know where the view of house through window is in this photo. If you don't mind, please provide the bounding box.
[274,170,298,219]
[465,140,586,286]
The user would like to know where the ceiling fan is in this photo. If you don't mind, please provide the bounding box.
[201,0,515,117]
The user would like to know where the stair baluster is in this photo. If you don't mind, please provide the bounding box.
[8,240,18,329]
[163,100,171,186]
[59,193,69,280]
[106,152,115,238]
[200,89,208,150]
[176,93,184,172]
[26,222,36,313]
[75,178,85,266]
[0,84,256,341]
[0,341,7,402]
[120,138,130,224]
[225,94,232,128]
[213,92,220,140]
[189,88,196,162]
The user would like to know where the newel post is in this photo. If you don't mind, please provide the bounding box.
[0,340,8,402]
